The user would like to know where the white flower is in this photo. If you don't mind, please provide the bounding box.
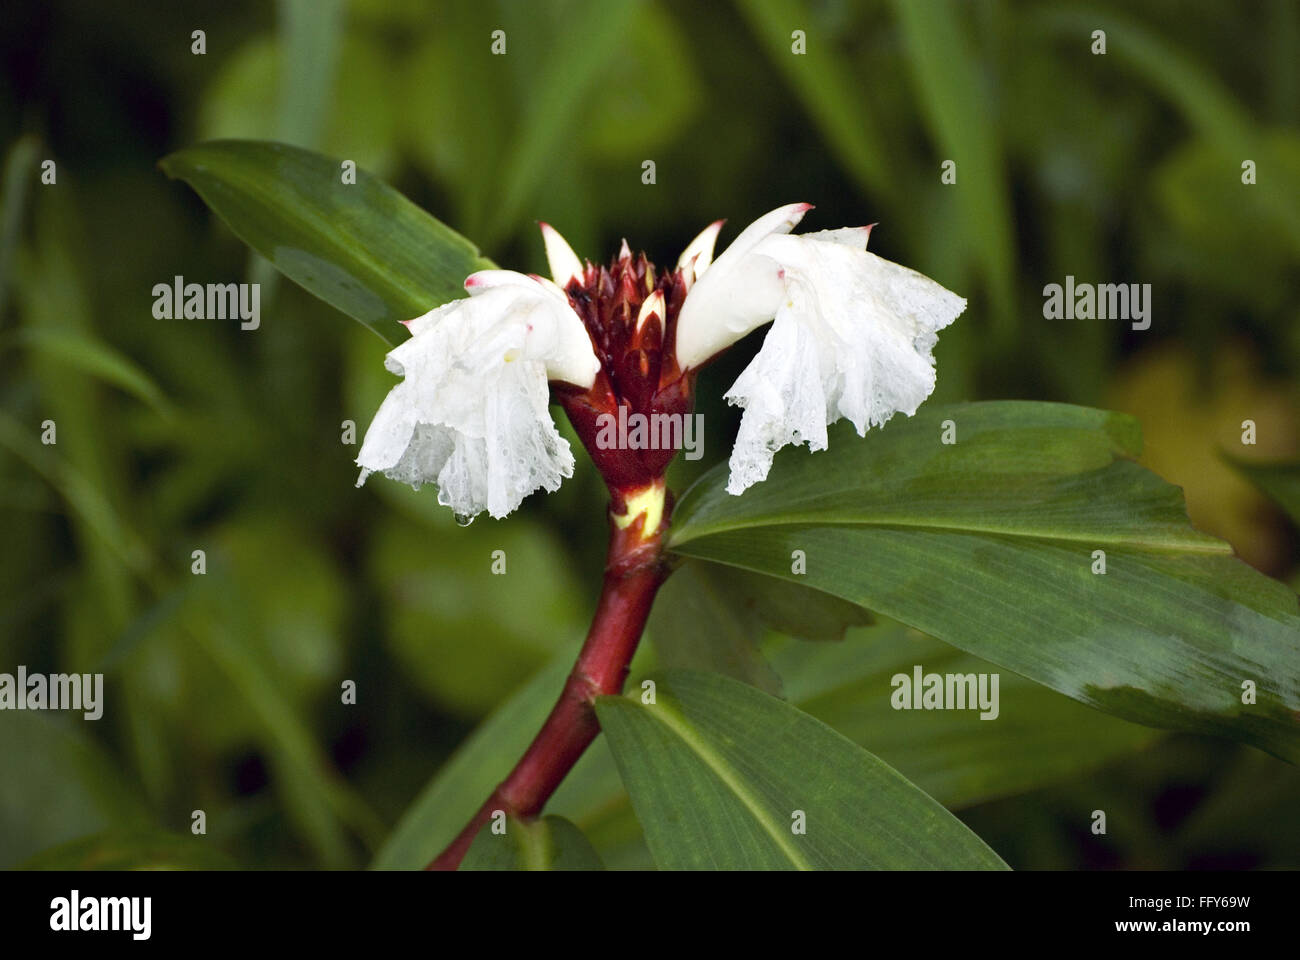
[674,203,966,494]
[357,206,964,521]
[355,269,599,520]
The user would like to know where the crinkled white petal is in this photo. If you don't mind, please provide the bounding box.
[355,281,597,519]
[723,234,966,495]
[674,203,812,369]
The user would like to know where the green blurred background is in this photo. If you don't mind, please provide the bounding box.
[1,0,1297,869]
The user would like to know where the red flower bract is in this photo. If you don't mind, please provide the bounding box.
[554,243,697,496]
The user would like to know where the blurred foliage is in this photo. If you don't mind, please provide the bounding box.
[0,0,1296,869]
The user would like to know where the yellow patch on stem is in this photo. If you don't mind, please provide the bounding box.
[613,479,666,538]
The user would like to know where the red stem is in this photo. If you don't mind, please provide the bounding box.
[427,499,669,870]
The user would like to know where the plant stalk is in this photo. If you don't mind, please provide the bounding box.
[427,485,669,870]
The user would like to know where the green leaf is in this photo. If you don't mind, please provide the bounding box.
[547,740,654,869]
[553,624,1158,866]
[159,139,495,344]
[387,616,1155,870]
[5,327,173,416]
[1225,455,1300,526]
[669,402,1300,763]
[768,624,1160,807]
[647,561,783,695]
[371,650,575,869]
[648,560,873,693]
[595,670,1007,869]
[708,562,875,641]
[461,814,604,871]
[554,621,1158,861]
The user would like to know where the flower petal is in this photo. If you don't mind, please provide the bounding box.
[401,298,461,337]
[356,282,596,519]
[539,222,584,288]
[715,202,814,265]
[636,288,666,333]
[802,225,875,250]
[723,234,965,495]
[676,218,725,283]
[463,269,599,387]
[674,202,813,369]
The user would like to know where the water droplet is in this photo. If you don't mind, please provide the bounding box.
[454,513,475,527]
